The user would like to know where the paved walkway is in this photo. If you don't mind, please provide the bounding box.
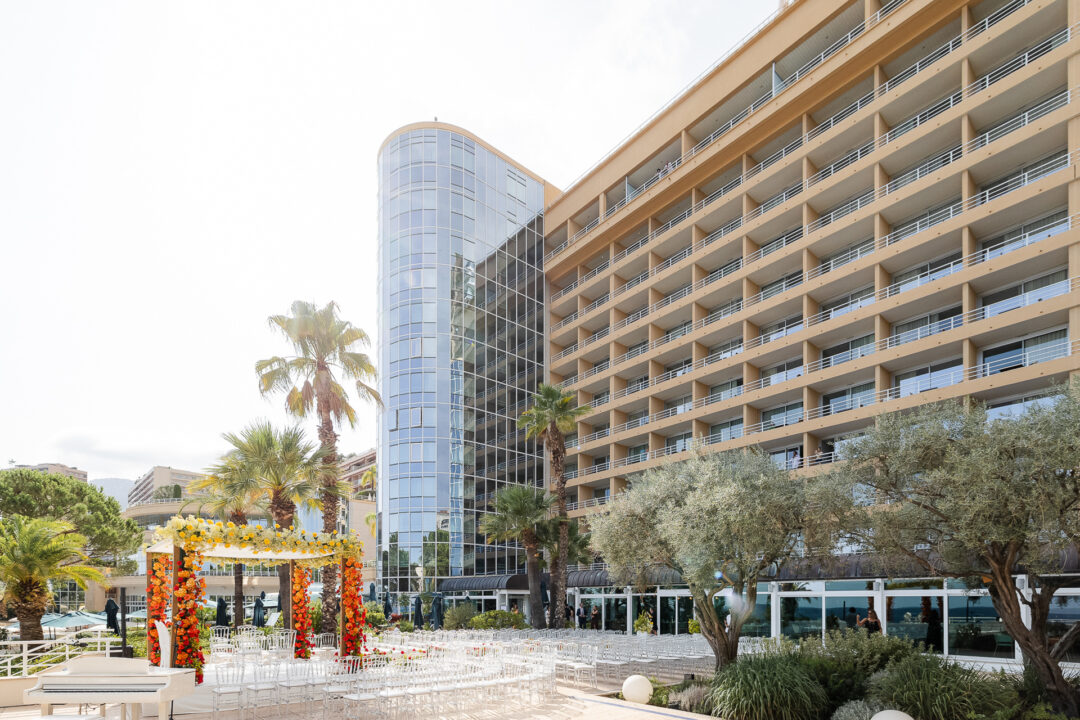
[0,685,710,720]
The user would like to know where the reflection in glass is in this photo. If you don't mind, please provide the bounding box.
[1048,595,1080,663]
[781,594,822,640]
[886,594,943,653]
[948,594,1013,658]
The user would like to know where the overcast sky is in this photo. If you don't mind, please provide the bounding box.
[0,1,773,481]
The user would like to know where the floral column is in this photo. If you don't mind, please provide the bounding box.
[292,562,314,659]
[340,557,367,658]
[146,554,171,667]
[172,550,206,683]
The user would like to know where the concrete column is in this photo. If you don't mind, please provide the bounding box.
[874,113,890,148]
[681,129,697,156]
[874,213,891,250]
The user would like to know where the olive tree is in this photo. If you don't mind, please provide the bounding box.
[816,390,1080,716]
[590,449,817,668]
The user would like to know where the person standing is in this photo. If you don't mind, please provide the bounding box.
[576,604,586,629]
[590,606,601,630]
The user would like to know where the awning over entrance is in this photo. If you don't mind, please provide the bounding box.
[438,575,531,592]
[568,566,683,588]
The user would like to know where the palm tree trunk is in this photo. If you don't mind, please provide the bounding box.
[523,533,544,630]
[271,498,295,628]
[549,427,569,630]
[233,562,244,629]
[316,387,341,636]
[231,511,247,629]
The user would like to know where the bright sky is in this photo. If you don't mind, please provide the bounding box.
[0,1,773,481]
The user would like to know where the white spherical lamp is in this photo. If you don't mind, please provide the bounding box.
[871,712,914,720]
[621,674,653,704]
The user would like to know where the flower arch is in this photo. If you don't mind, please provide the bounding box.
[146,516,369,681]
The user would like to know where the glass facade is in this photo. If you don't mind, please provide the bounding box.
[377,126,546,597]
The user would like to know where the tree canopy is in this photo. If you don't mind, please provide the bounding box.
[590,449,817,667]
[0,469,140,565]
[816,389,1080,716]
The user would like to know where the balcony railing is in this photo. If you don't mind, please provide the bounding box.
[571,338,1080,476]
[546,0,1052,264]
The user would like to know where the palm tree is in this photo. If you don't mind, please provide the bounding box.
[538,518,593,569]
[0,517,104,641]
[187,460,262,629]
[479,486,552,629]
[256,300,381,634]
[211,421,330,626]
[358,466,376,498]
[518,384,587,628]
[363,511,377,537]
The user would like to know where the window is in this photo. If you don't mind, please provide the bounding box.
[665,358,693,379]
[981,329,1068,375]
[759,315,803,343]
[762,402,803,429]
[760,358,803,387]
[665,432,693,453]
[980,269,1068,318]
[707,338,743,363]
[890,306,962,346]
[760,271,803,300]
[709,379,743,403]
[769,445,803,469]
[822,334,874,368]
[890,253,962,295]
[626,444,649,463]
[893,358,963,397]
[626,409,649,429]
[709,418,743,442]
[665,395,693,415]
[592,390,609,406]
[820,286,874,320]
[979,210,1068,261]
[986,393,1055,421]
[819,237,874,274]
[664,321,693,341]
[822,382,875,415]
[626,340,649,359]
[627,375,649,394]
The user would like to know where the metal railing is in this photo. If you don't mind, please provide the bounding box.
[0,636,119,678]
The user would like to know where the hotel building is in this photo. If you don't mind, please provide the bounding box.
[378,0,1080,659]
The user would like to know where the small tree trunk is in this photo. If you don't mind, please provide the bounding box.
[691,588,736,670]
[524,533,545,630]
[986,563,1080,716]
[233,562,244,629]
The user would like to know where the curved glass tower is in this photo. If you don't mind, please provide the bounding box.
[376,124,546,598]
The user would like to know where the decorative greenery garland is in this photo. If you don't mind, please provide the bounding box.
[156,516,363,566]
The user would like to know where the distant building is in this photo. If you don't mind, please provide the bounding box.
[127,465,203,507]
[13,463,88,483]
[340,448,376,499]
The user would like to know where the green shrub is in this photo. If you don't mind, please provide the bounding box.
[396,620,415,633]
[868,654,1019,720]
[1021,703,1071,720]
[633,610,654,635]
[466,609,527,630]
[687,617,701,634]
[791,629,920,712]
[309,600,322,634]
[648,678,671,707]
[443,602,477,630]
[671,683,712,714]
[362,602,386,629]
[709,654,827,720]
[829,699,883,720]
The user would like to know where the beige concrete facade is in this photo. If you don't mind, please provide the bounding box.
[542,0,1080,514]
[13,462,87,482]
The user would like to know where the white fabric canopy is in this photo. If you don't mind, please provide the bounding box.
[146,539,334,562]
